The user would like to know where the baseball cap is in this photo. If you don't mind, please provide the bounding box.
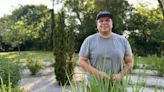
[96,11,113,20]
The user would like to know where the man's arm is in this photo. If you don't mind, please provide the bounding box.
[79,56,109,79]
[113,55,133,81]
[122,56,134,74]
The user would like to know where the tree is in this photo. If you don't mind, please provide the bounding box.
[157,0,164,16]
[64,0,133,52]
[0,5,51,51]
[126,6,164,56]
[2,20,27,54]
[53,10,75,85]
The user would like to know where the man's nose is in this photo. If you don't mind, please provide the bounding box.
[102,21,108,24]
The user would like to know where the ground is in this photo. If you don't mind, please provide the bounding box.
[20,64,164,92]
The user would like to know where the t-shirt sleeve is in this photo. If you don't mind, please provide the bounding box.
[124,38,133,56]
[79,38,90,58]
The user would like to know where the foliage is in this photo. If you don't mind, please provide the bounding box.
[133,55,164,76]
[0,51,56,63]
[0,57,22,87]
[152,56,164,76]
[0,73,25,92]
[127,7,164,56]
[64,73,148,92]
[0,5,52,51]
[53,10,75,85]
[156,60,164,76]
[26,57,44,75]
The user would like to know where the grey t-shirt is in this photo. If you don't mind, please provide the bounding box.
[79,32,133,74]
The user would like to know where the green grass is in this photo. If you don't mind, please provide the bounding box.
[134,55,164,76]
[134,55,163,65]
[134,55,164,69]
[0,51,54,62]
[0,51,163,66]
[0,51,79,63]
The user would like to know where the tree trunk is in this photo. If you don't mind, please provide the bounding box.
[158,0,164,17]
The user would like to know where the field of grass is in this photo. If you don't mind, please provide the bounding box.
[0,51,78,63]
[0,51,163,66]
[0,51,54,62]
[134,55,164,69]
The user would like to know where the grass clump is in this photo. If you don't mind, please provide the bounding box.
[26,57,44,75]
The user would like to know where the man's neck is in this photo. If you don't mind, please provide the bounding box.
[99,32,112,39]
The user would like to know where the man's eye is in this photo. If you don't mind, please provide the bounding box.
[106,19,110,22]
[99,20,103,22]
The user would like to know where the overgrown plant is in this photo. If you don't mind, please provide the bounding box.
[64,73,129,92]
[0,74,25,92]
[155,57,164,77]
[63,67,151,92]
[53,10,75,85]
[26,58,44,75]
[0,57,22,87]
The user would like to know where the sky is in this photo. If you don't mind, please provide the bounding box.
[0,0,63,18]
[0,0,158,18]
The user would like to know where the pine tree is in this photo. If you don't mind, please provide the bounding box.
[53,10,75,85]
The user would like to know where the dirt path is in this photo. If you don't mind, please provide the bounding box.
[20,67,85,92]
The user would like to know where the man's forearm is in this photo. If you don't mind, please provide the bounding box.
[120,56,133,75]
[79,60,109,79]
[79,59,99,76]
[120,63,132,75]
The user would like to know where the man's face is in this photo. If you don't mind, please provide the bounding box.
[97,17,113,34]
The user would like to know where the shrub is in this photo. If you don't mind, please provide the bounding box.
[0,57,22,87]
[156,58,164,77]
[54,55,75,85]
[53,10,75,85]
[0,73,25,92]
[26,58,43,75]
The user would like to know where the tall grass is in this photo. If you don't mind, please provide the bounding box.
[0,74,25,92]
[62,61,164,92]
[63,71,145,92]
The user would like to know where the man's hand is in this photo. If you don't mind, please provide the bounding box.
[98,71,110,80]
[79,56,110,80]
[113,73,122,82]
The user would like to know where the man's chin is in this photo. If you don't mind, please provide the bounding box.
[101,30,110,33]
[100,31,111,35]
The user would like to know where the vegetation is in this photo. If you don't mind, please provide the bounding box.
[0,0,162,56]
[0,51,54,62]
[0,5,52,51]
[0,74,25,92]
[0,57,22,87]
[127,6,163,56]
[0,0,163,91]
[53,10,75,85]
[26,58,44,75]
[65,65,164,92]
[133,55,164,76]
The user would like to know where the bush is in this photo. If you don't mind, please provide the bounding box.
[26,58,43,75]
[53,11,75,86]
[0,73,25,92]
[155,58,164,77]
[0,57,22,87]
[54,57,75,85]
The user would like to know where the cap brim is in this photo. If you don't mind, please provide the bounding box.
[96,12,113,20]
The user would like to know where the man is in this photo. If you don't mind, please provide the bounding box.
[78,11,133,82]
